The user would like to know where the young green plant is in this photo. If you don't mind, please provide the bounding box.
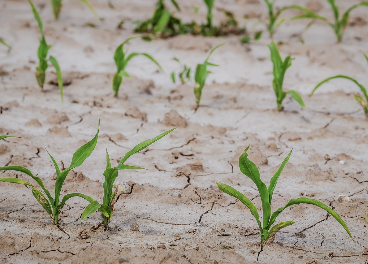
[50,0,98,20]
[290,0,368,43]
[81,128,175,228]
[262,0,313,39]
[0,122,100,225]
[134,0,183,37]
[171,58,191,84]
[310,53,368,117]
[112,37,162,97]
[29,0,64,102]
[194,43,224,109]
[269,41,305,111]
[216,146,352,248]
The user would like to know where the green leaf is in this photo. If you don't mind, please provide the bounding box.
[254,31,263,41]
[0,39,11,49]
[28,0,44,37]
[311,75,368,103]
[115,164,145,170]
[239,146,271,228]
[78,0,99,19]
[81,200,101,220]
[287,90,305,108]
[216,182,262,231]
[118,128,175,165]
[49,56,64,102]
[0,135,15,140]
[0,178,33,186]
[265,220,295,242]
[153,10,171,33]
[0,166,53,203]
[106,150,112,170]
[118,69,131,78]
[32,188,52,215]
[171,0,181,12]
[268,150,292,203]
[171,72,176,83]
[68,120,100,170]
[205,43,225,63]
[58,192,96,209]
[269,197,353,239]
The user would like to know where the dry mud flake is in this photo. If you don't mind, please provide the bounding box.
[125,106,147,122]
[46,112,69,125]
[161,109,188,128]
[46,126,71,137]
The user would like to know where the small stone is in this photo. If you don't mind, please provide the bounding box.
[339,160,345,165]
[119,257,128,263]
[337,195,350,203]
[324,154,331,161]
[79,230,90,239]
[130,223,139,231]
[114,181,132,196]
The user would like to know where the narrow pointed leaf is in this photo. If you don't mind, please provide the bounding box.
[118,128,175,165]
[106,150,111,170]
[0,166,53,203]
[0,178,33,186]
[239,146,271,227]
[0,135,15,140]
[115,164,145,170]
[268,150,292,203]
[28,0,44,36]
[205,43,225,63]
[0,39,11,49]
[49,56,64,102]
[81,200,101,220]
[32,188,52,215]
[287,90,305,108]
[78,0,99,18]
[68,120,100,169]
[266,220,295,242]
[268,197,352,239]
[216,182,261,230]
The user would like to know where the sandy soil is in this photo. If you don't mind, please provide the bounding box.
[1,0,368,263]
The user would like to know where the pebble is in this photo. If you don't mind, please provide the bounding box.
[339,160,345,165]
[119,257,128,263]
[337,195,350,203]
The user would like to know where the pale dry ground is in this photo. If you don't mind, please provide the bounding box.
[0,0,368,263]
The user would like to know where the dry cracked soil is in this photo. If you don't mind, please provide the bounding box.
[0,0,368,263]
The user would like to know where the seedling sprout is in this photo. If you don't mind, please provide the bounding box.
[216,146,352,249]
[0,39,11,49]
[194,43,224,109]
[290,0,368,43]
[112,37,162,97]
[0,122,101,225]
[171,58,191,84]
[268,41,305,111]
[29,0,64,102]
[81,128,175,228]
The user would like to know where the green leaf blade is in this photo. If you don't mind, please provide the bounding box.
[0,178,34,186]
[32,188,53,215]
[287,90,305,108]
[216,182,262,230]
[49,56,64,102]
[81,200,101,220]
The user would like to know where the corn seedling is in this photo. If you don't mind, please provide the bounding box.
[134,0,183,38]
[50,0,98,20]
[194,43,224,109]
[290,0,368,43]
[29,0,64,102]
[203,0,215,29]
[81,128,175,228]
[262,0,313,39]
[269,41,305,111]
[310,53,368,117]
[217,146,352,248]
[0,39,11,49]
[0,122,100,225]
[112,37,162,97]
[171,58,191,84]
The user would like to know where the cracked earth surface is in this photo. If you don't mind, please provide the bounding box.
[1,0,368,263]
